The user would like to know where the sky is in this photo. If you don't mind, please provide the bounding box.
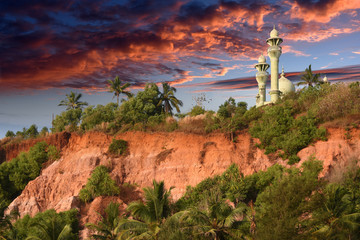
[1,0,360,138]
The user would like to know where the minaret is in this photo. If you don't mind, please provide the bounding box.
[255,54,269,107]
[266,26,283,103]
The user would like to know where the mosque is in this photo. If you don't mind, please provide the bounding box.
[254,26,328,107]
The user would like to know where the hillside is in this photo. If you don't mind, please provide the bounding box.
[1,82,360,239]
[0,126,358,237]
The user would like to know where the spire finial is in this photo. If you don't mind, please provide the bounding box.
[281,66,285,77]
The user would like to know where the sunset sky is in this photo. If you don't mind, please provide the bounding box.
[1,0,360,137]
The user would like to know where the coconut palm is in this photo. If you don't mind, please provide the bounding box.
[297,64,321,87]
[25,210,74,240]
[107,76,133,106]
[181,202,248,240]
[157,82,183,115]
[118,180,172,239]
[86,202,122,240]
[310,184,360,239]
[58,91,88,110]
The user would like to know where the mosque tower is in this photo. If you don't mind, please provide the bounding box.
[255,54,269,107]
[266,26,283,103]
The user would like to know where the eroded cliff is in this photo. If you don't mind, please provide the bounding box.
[4,128,360,237]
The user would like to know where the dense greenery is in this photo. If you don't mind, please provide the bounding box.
[81,159,360,239]
[80,103,118,131]
[1,209,79,239]
[108,139,128,155]
[107,76,133,106]
[0,142,59,213]
[79,165,120,203]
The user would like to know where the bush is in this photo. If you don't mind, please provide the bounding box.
[81,103,117,131]
[108,139,128,155]
[9,209,79,239]
[249,102,326,161]
[188,105,205,116]
[52,108,82,132]
[79,165,120,203]
[39,126,49,137]
[5,130,15,138]
[0,142,54,212]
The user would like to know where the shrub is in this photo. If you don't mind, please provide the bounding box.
[10,209,79,239]
[108,139,128,155]
[79,165,120,203]
[81,103,117,131]
[39,126,49,137]
[47,145,61,161]
[52,108,82,132]
[188,105,205,116]
[249,102,326,161]
[0,142,54,212]
[5,130,15,138]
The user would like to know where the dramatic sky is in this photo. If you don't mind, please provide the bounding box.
[1,0,360,137]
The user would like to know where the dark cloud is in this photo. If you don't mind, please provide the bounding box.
[0,0,358,93]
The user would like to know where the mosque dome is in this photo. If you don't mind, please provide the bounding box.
[270,26,279,38]
[323,75,328,83]
[258,54,266,63]
[279,68,295,94]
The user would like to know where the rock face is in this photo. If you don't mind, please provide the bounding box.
[5,128,360,238]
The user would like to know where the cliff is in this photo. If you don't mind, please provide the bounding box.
[4,128,360,237]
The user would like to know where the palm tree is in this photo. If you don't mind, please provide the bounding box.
[180,200,249,240]
[58,91,88,110]
[107,76,133,106]
[310,184,360,239]
[25,210,74,240]
[86,202,122,240]
[157,82,183,115]
[297,64,321,87]
[118,180,173,239]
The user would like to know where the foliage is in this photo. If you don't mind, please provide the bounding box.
[118,180,172,239]
[309,184,360,239]
[107,76,133,106]
[176,164,284,210]
[26,124,39,138]
[79,165,120,203]
[157,82,183,115]
[188,105,205,117]
[40,126,49,137]
[4,209,79,240]
[5,130,15,138]
[108,139,128,155]
[297,64,321,87]
[47,145,61,161]
[58,91,88,110]
[80,103,118,131]
[0,142,55,212]
[116,83,162,125]
[249,101,326,162]
[255,158,324,240]
[52,108,82,132]
[86,202,122,240]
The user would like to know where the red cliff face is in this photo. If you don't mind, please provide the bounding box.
[0,132,71,162]
[4,128,360,238]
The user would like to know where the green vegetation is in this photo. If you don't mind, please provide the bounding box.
[157,82,183,115]
[297,64,322,87]
[0,142,59,213]
[107,76,133,106]
[79,165,120,203]
[58,91,88,110]
[52,108,82,132]
[108,139,128,155]
[80,103,118,131]
[1,209,79,239]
